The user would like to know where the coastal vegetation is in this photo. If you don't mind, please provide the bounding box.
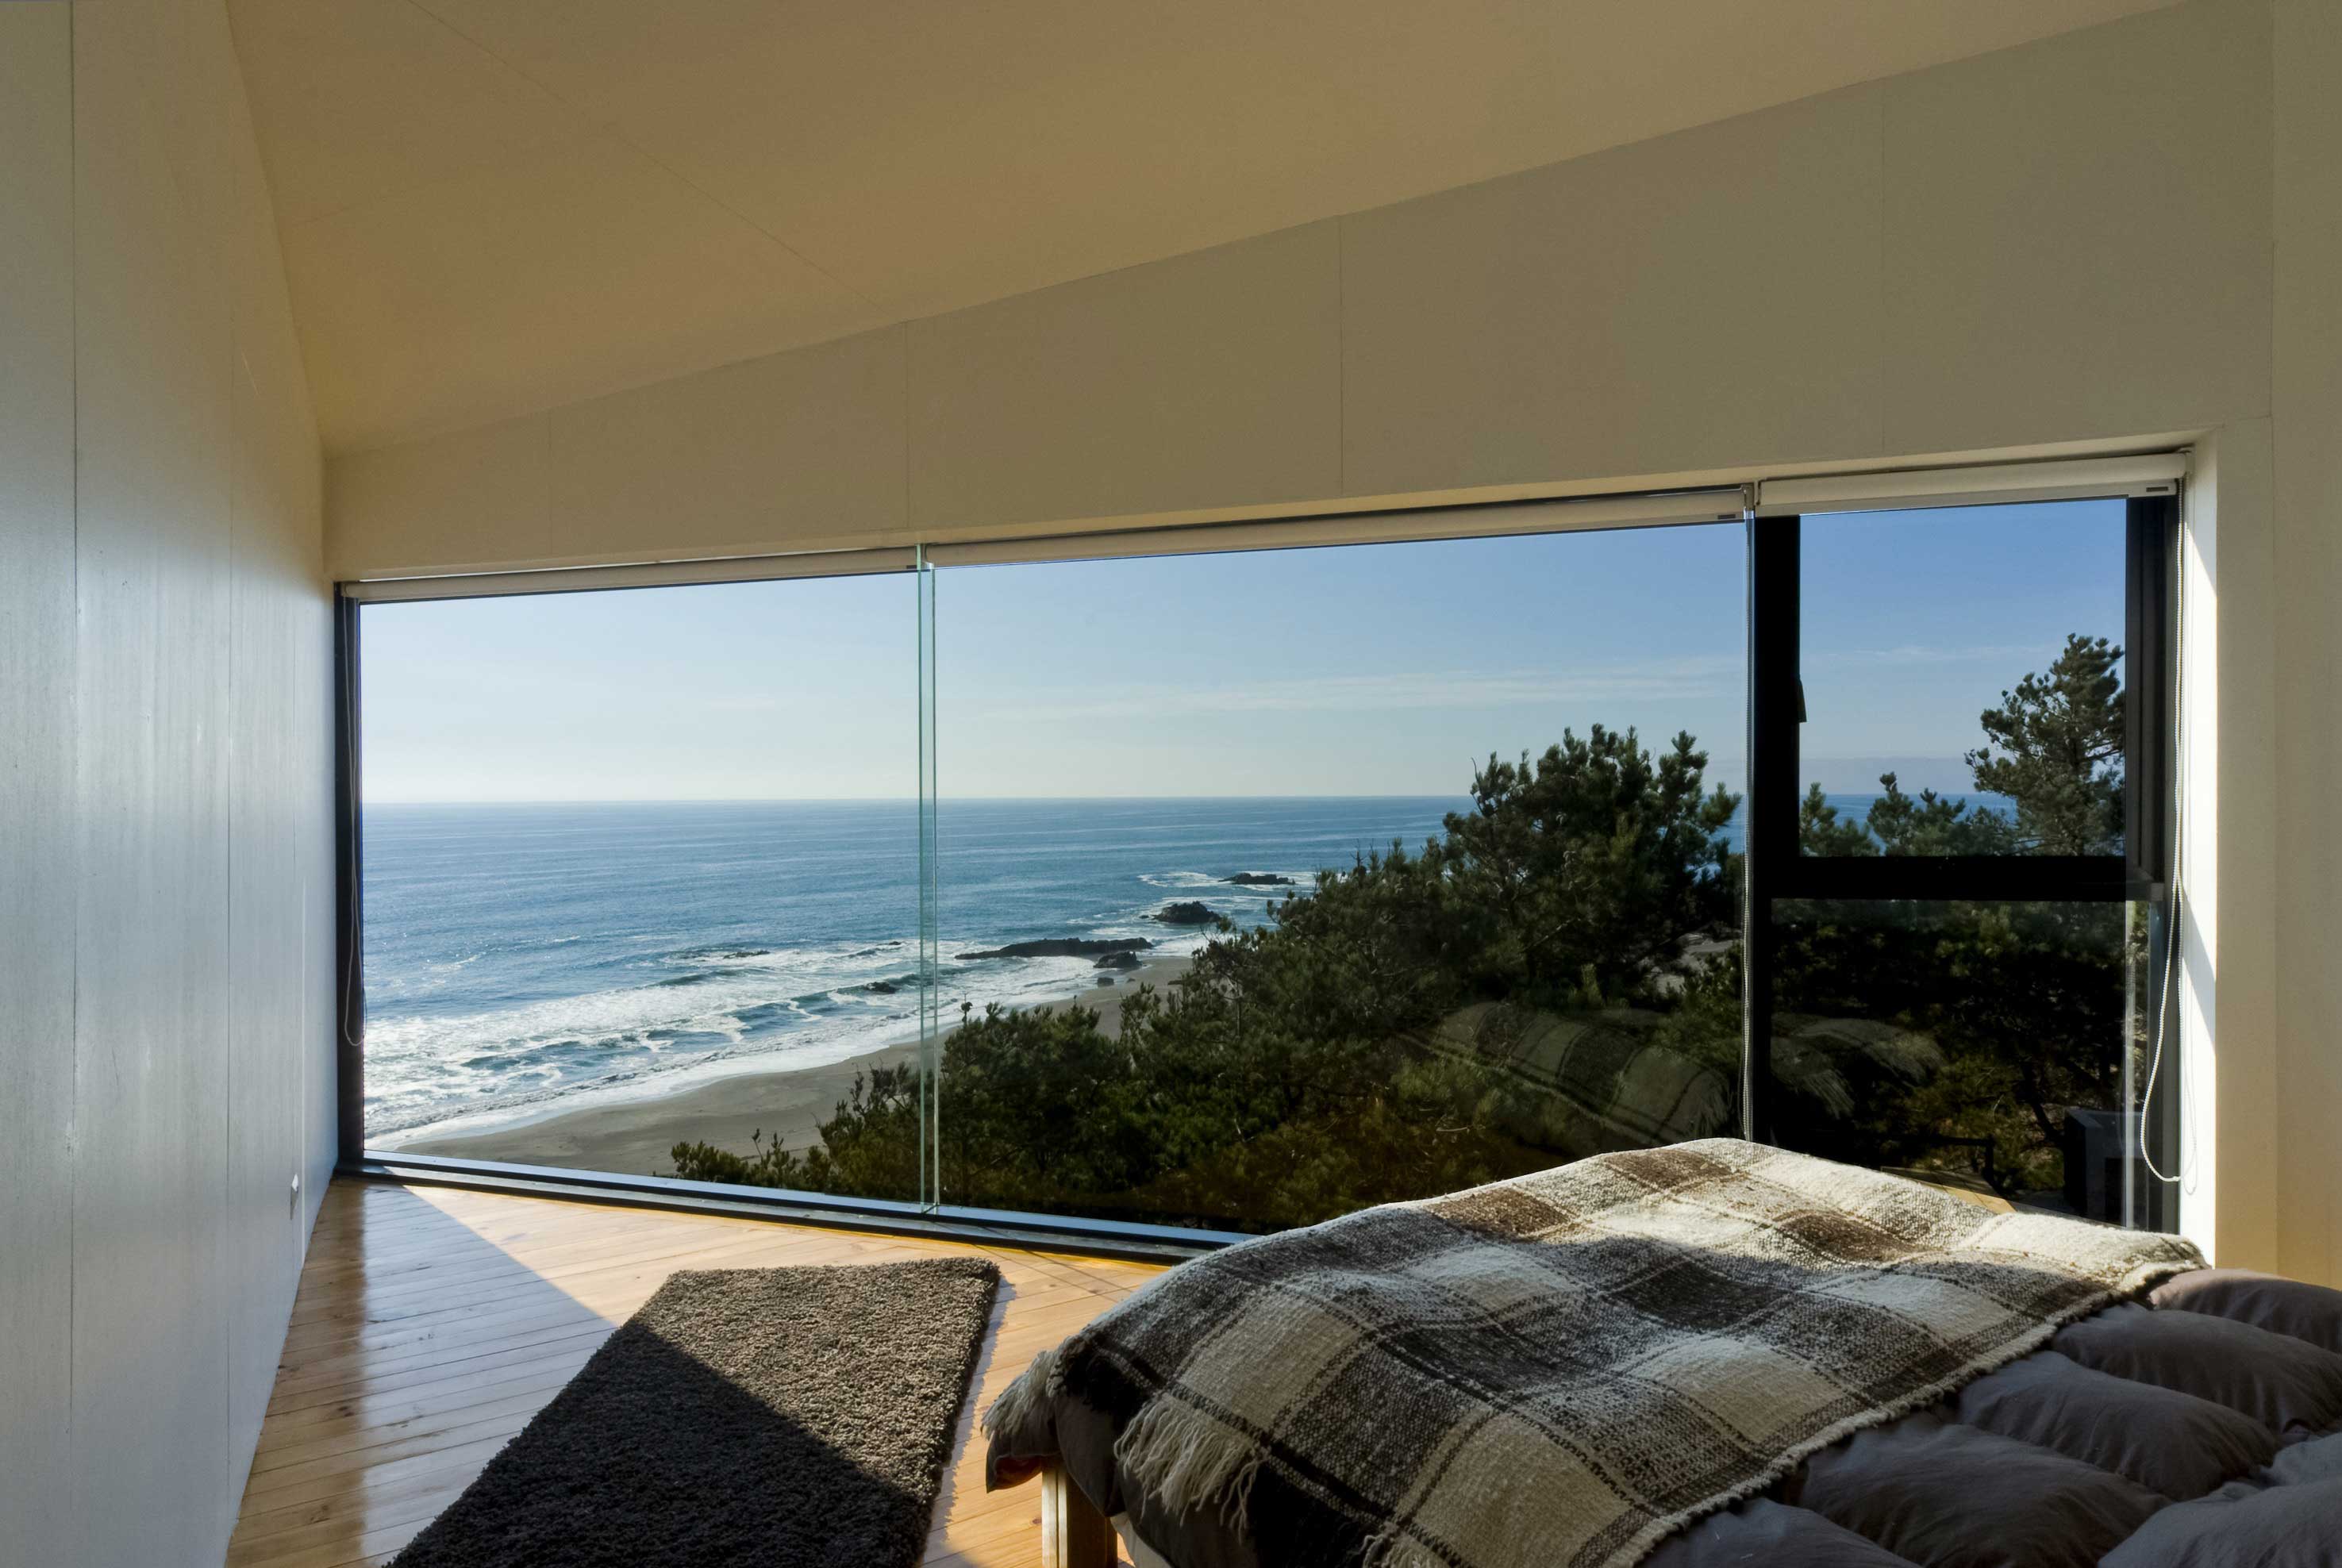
[671,634,2140,1229]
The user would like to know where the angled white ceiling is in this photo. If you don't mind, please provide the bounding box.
[229,0,2177,454]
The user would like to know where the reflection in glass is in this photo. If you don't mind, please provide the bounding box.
[1798,499,2127,857]
[1767,897,2171,1227]
[909,525,1748,1232]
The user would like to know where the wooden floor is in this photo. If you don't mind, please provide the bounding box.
[225,1179,1162,1567]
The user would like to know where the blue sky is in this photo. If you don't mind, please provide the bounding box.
[360,500,2124,801]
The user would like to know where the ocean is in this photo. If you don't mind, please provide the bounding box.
[363,797,1459,1140]
[361,792,2002,1142]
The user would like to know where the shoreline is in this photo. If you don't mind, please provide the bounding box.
[394,952,1194,1177]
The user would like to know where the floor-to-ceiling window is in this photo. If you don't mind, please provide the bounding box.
[911,525,1748,1232]
[356,572,929,1192]
[346,471,2181,1238]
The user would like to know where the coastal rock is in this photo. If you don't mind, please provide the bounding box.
[1093,951,1143,970]
[958,936,1154,961]
[1152,901,1220,926]
[863,980,900,994]
[1096,976,1118,987]
[1224,872,1294,886]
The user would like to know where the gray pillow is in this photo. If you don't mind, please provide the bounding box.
[1956,1349,2277,1499]
[2100,1474,2342,1568]
[2056,1303,2342,1438]
[1643,1498,1919,1568]
[2152,1268,2342,1355]
[1793,1412,2164,1568]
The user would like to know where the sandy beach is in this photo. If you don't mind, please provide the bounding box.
[396,952,1194,1178]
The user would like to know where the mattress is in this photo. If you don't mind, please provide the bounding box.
[1036,1267,2342,1568]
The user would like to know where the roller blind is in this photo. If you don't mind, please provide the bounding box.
[340,490,1745,601]
[920,490,1746,569]
[1754,453,2184,517]
[341,545,919,602]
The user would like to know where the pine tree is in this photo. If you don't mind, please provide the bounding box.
[1965,633,2125,855]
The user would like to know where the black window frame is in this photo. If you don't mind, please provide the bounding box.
[1741,495,2181,1223]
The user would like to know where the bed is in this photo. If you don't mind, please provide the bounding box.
[985,1139,2342,1568]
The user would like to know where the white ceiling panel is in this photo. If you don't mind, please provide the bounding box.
[231,0,589,225]
[230,0,2178,452]
[280,130,887,450]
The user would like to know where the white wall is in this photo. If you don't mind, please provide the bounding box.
[2270,0,2342,1286]
[321,0,2318,1278]
[330,0,2269,575]
[2177,425,2280,1274]
[0,1,335,1562]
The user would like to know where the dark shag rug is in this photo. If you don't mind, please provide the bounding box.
[391,1256,1001,1568]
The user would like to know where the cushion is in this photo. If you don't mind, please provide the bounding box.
[2055,1302,2342,1438]
[1643,1499,1919,1568]
[2100,1475,2342,1568]
[2152,1268,2342,1355]
[1792,1412,2165,1568]
[1955,1349,2277,1499]
[2267,1431,2342,1488]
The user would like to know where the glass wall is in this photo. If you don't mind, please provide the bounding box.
[351,487,2179,1236]
[1795,500,2129,859]
[357,575,928,1193]
[1767,898,2157,1219]
[907,526,1747,1231]
[1748,496,2177,1224]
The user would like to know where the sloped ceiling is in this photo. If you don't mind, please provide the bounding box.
[229,0,2177,454]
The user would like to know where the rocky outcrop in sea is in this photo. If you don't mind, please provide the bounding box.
[958,937,1155,961]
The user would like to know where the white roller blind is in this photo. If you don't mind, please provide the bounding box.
[340,452,2187,601]
[341,545,919,603]
[340,490,1746,601]
[921,490,1746,569]
[1755,453,2184,517]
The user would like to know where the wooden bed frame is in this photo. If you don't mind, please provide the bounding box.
[1040,1461,1119,1568]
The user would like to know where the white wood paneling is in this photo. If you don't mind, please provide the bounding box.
[2270,0,2342,1286]
[71,0,240,1553]
[225,40,333,1493]
[0,9,79,1566]
[0,0,335,1560]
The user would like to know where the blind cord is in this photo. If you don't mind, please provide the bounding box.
[2136,505,2194,1189]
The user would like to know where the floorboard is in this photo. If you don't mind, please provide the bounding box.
[227,1180,1159,1567]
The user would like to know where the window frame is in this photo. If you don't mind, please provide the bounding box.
[1740,496,2181,1224]
[333,473,2184,1247]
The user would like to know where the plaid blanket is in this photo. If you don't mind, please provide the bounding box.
[985,1139,2202,1568]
